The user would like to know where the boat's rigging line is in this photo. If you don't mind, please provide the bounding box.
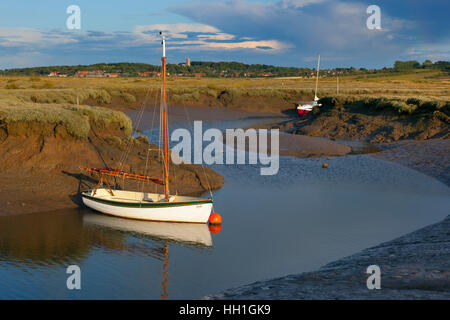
[118,85,154,173]
[179,95,214,204]
[80,33,218,224]
[140,83,162,195]
[83,81,167,194]
[114,63,168,195]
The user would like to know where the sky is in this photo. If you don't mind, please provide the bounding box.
[0,0,448,69]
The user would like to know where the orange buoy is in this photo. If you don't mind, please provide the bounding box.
[208,224,222,234]
[208,212,222,225]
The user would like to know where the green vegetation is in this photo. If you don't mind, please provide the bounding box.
[394,60,421,71]
[119,91,136,103]
[0,66,447,142]
[3,88,114,105]
[0,61,305,77]
[0,93,132,139]
[0,70,447,102]
[320,95,450,116]
[1,62,159,77]
[2,60,449,78]
[394,60,450,73]
[5,83,20,89]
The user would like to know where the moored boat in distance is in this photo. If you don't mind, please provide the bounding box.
[297,54,322,117]
[297,96,321,116]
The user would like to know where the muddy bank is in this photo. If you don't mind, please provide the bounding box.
[223,133,352,158]
[274,100,449,143]
[205,214,450,300]
[256,99,449,183]
[0,116,223,216]
[372,139,450,186]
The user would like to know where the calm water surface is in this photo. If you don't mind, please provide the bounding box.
[0,111,449,299]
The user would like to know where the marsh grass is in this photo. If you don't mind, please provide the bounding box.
[0,95,132,139]
[321,95,450,115]
[4,88,114,105]
[119,91,136,103]
[1,72,447,100]
[0,74,447,139]
[5,83,20,89]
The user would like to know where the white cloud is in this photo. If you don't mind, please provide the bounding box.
[198,33,235,41]
[133,23,222,42]
[171,39,289,52]
[132,23,288,51]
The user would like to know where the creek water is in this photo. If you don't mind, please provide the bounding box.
[0,107,448,299]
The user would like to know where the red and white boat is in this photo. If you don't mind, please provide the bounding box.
[297,95,321,116]
[297,54,322,117]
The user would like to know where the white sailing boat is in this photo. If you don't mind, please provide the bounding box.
[81,34,214,223]
[297,54,322,116]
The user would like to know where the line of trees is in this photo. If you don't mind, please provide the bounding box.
[1,60,448,77]
[394,60,449,72]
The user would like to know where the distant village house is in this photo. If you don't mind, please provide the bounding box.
[75,70,105,77]
[138,71,161,77]
[73,70,121,78]
[48,71,67,77]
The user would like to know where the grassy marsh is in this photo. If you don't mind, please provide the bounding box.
[0,69,447,140]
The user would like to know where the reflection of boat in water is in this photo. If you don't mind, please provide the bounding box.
[82,212,213,299]
[0,209,214,299]
[82,212,212,247]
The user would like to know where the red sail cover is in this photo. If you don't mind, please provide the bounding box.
[80,167,164,185]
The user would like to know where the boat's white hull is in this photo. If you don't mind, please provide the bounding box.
[81,189,213,223]
[296,100,322,117]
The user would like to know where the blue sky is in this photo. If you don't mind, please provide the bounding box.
[0,0,448,69]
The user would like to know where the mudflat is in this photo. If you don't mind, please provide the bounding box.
[0,112,223,216]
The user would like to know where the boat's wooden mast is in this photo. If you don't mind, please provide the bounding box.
[161,34,169,201]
